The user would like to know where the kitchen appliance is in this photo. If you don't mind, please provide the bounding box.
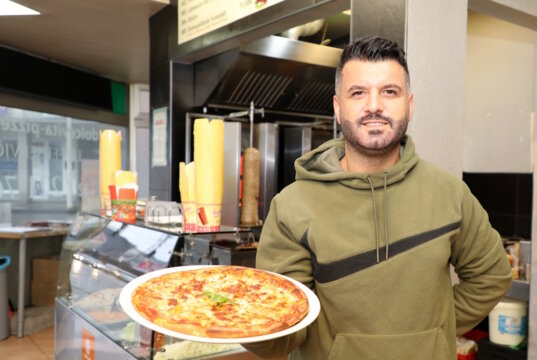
[151,31,342,214]
[55,213,255,360]
[180,228,257,268]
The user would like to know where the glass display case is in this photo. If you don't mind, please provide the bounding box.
[54,212,258,360]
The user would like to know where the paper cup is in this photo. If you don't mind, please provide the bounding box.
[196,203,222,232]
[182,202,197,232]
[112,199,137,223]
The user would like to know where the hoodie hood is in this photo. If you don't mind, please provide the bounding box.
[295,135,419,189]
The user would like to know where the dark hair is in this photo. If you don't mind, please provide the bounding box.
[335,36,410,94]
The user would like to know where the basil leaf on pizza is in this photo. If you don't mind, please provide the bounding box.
[202,291,237,306]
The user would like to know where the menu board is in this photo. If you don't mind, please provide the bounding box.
[178,0,285,45]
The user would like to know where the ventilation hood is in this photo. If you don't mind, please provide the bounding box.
[204,35,342,117]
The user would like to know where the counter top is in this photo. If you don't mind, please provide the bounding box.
[0,226,68,240]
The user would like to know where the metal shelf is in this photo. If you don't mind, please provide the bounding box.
[506,279,530,301]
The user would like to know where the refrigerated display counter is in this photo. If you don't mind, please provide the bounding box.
[54,212,257,360]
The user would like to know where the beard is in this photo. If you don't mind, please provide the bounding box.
[339,111,409,158]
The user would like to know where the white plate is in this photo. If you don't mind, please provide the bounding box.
[119,265,320,344]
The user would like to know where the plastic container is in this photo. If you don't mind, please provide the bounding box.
[488,298,528,346]
[0,255,11,340]
[457,353,476,360]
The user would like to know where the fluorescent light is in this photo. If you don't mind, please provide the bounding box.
[0,0,40,16]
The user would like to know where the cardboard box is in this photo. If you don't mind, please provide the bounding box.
[31,256,59,306]
[32,256,59,284]
[31,280,57,306]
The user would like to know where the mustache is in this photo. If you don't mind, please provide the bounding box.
[359,113,393,125]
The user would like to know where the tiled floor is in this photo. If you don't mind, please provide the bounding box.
[0,327,54,360]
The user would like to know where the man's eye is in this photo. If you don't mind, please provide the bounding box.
[352,91,364,96]
[384,89,398,96]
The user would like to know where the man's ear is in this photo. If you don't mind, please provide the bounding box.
[408,92,414,123]
[333,95,341,125]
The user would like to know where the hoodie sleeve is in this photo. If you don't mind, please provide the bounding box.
[242,193,313,358]
[451,184,512,335]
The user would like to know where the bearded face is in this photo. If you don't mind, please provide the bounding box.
[334,59,414,159]
[339,109,410,157]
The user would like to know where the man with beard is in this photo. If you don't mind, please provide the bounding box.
[243,36,512,360]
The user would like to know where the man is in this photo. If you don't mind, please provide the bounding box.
[244,36,512,359]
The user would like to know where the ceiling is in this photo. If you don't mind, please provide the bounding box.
[0,0,169,84]
[1,1,535,88]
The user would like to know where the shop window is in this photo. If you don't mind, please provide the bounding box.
[49,142,64,193]
[0,106,128,225]
[0,139,19,196]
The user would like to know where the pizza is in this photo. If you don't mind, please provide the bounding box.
[130,265,309,338]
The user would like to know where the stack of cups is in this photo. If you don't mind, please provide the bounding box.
[99,130,122,217]
[179,162,196,232]
[179,119,225,232]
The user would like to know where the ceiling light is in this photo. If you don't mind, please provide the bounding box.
[0,0,40,16]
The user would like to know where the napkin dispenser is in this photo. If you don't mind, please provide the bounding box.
[144,198,182,227]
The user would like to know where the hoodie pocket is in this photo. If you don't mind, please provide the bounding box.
[327,327,450,360]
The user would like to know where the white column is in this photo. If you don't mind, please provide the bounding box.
[129,84,150,198]
[529,28,537,360]
[406,0,468,178]
[66,117,73,208]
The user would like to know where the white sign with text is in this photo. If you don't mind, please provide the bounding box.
[178,0,284,45]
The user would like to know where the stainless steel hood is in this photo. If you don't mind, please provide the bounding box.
[204,35,342,117]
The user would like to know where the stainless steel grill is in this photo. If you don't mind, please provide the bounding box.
[288,80,334,113]
[227,70,293,108]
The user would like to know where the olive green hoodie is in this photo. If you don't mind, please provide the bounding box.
[244,136,512,360]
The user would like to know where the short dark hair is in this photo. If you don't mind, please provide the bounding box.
[335,36,410,95]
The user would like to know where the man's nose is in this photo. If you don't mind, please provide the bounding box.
[366,92,383,114]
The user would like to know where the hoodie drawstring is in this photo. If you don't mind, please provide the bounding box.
[366,177,380,263]
[366,173,389,263]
